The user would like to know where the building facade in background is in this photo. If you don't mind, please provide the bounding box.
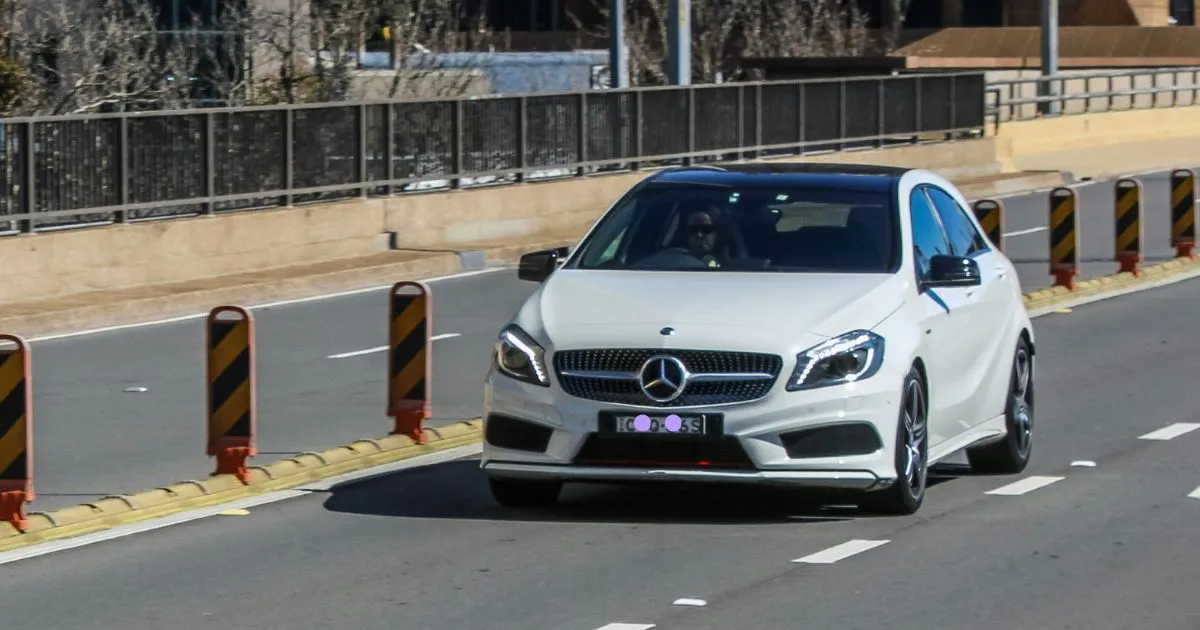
[467,0,1200,42]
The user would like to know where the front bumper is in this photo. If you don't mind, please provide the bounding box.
[483,462,889,489]
[480,359,908,491]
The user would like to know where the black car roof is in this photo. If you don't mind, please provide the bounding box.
[646,162,911,193]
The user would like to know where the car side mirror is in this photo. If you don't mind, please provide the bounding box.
[924,254,981,288]
[517,247,568,283]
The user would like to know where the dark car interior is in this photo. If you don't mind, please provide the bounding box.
[581,185,899,273]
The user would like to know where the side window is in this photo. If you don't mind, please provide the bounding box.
[909,188,952,280]
[926,186,989,256]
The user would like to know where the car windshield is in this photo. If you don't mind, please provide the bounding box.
[567,181,899,273]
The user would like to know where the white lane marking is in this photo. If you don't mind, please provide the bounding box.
[0,443,483,566]
[985,475,1065,496]
[593,625,655,630]
[1188,487,1200,500]
[792,539,889,564]
[326,333,461,359]
[25,267,508,344]
[672,598,707,607]
[1138,423,1200,441]
[1070,460,1097,468]
[1004,226,1047,237]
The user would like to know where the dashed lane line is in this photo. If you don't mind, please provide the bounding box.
[792,539,890,564]
[985,475,1065,496]
[326,333,461,359]
[1138,423,1200,441]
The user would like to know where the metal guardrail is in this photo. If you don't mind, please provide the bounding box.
[0,72,987,234]
[986,67,1200,125]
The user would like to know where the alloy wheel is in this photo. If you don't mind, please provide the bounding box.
[902,378,927,497]
[1011,347,1034,458]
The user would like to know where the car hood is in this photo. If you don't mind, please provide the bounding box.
[515,269,907,354]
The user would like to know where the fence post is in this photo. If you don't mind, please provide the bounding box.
[972,199,1004,252]
[1049,187,1080,289]
[206,306,257,483]
[0,334,33,532]
[1171,168,1197,259]
[1113,178,1143,275]
[388,282,432,443]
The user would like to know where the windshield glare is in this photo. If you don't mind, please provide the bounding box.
[568,183,899,273]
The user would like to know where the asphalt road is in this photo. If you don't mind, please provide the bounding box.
[20,166,1197,513]
[4,275,1200,629]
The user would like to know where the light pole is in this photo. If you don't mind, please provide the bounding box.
[1039,0,1059,116]
[609,0,629,88]
[667,0,690,85]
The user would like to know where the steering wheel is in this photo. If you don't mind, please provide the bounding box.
[629,247,710,269]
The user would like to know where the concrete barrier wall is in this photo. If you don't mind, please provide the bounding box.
[991,106,1200,176]
[3,103,1200,307]
[986,69,1200,122]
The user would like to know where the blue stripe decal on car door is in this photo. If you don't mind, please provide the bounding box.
[927,289,950,313]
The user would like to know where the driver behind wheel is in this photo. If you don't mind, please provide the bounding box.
[683,205,728,267]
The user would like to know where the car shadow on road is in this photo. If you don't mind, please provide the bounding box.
[319,458,973,525]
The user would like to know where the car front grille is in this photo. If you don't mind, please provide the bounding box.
[553,348,784,407]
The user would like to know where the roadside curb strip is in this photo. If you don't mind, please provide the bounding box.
[1021,256,1200,313]
[0,419,483,552]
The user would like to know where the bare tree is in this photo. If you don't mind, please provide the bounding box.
[367,0,498,100]
[741,0,870,59]
[572,0,745,85]
[0,0,31,115]
[238,0,370,104]
[5,0,199,115]
[572,0,870,87]
[883,0,912,52]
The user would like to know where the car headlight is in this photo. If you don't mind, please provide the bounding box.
[786,330,885,392]
[493,324,550,387]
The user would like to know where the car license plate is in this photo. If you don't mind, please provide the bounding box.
[613,413,706,435]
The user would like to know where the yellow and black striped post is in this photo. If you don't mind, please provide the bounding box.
[1049,186,1080,289]
[0,334,33,532]
[388,281,432,443]
[972,199,1004,251]
[206,306,257,483]
[1170,168,1197,259]
[1114,178,1144,276]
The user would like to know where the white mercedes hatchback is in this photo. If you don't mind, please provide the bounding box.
[480,163,1035,515]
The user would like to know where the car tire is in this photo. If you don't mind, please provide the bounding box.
[966,336,1034,474]
[488,477,563,508]
[860,366,928,516]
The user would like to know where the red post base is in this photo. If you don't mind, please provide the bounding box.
[1053,269,1077,290]
[213,447,253,483]
[1118,253,1143,276]
[391,408,428,443]
[1177,243,1196,260]
[0,490,30,533]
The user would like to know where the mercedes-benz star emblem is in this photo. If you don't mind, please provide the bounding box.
[639,355,689,403]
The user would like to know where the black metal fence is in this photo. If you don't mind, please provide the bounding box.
[0,71,987,233]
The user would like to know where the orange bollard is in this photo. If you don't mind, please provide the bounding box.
[0,334,33,532]
[206,306,257,483]
[1113,178,1143,276]
[1048,187,1080,290]
[1170,169,1197,260]
[972,199,1005,252]
[388,281,432,443]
